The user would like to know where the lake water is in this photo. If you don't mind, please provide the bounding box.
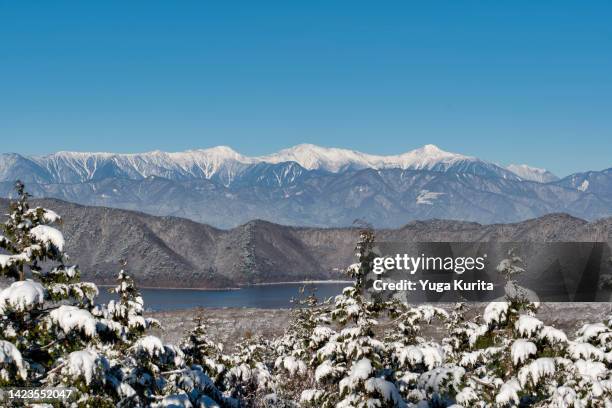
[96,282,349,311]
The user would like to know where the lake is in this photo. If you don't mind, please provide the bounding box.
[96,282,349,311]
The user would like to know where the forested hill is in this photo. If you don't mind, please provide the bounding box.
[1,198,611,288]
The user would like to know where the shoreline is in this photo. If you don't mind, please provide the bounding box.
[248,280,352,286]
[96,280,351,291]
[97,284,242,291]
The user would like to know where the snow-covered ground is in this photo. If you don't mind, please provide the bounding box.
[148,307,293,347]
[148,302,611,349]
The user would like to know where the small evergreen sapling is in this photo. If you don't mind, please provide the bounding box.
[107,261,159,342]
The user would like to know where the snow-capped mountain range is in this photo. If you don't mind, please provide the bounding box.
[1,144,610,228]
[0,143,549,185]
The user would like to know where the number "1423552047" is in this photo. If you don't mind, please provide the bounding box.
[1,387,75,402]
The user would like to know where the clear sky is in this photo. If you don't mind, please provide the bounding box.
[1,1,611,176]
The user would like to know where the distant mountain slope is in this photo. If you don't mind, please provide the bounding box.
[507,164,559,183]
[1,199,610,288]
[1,145,610,227]
[554,168,612,201]
[1,167,609,228]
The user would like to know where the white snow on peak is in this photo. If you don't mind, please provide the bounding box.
[258,143,473,172]
[258,143,371,172]
[33,146,256,186]
[506,164,559,183]
[168,146,254,164]
[24,143,523,185]
[41,146,251,166]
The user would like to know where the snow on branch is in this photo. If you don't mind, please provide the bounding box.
[29,225,65,252]
[0,280,45,313]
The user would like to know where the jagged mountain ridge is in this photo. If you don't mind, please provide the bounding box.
[1,145,611,227]
[506,164,559,183]
[1,198,610,288]
[1,144,522,184]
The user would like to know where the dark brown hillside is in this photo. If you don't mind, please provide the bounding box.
[1,198,610,288]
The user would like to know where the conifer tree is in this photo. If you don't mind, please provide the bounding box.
[181,310,231,387]
[301,228,406,407]
[271,286,326,403]
[106,261,159,342]
[0,182,112,404]
[101,268,231,407]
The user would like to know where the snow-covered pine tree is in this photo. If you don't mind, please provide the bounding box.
[383,302,449,405]
[181,310,233,388]
[300,228,407,408]
[270,286,329,404]
[179,309,277,406]
[440,249,538,406]
[106,261,159,342]
[442,302,469,355]
[182,311,222,369]
[225,334,275,406]
[96,267,232,407]
[0,181,114,404]
[0,180,56,281]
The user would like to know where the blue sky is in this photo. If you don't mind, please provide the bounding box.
[1,1,611,176]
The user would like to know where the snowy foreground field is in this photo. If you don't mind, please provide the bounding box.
[149,303,612,350]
